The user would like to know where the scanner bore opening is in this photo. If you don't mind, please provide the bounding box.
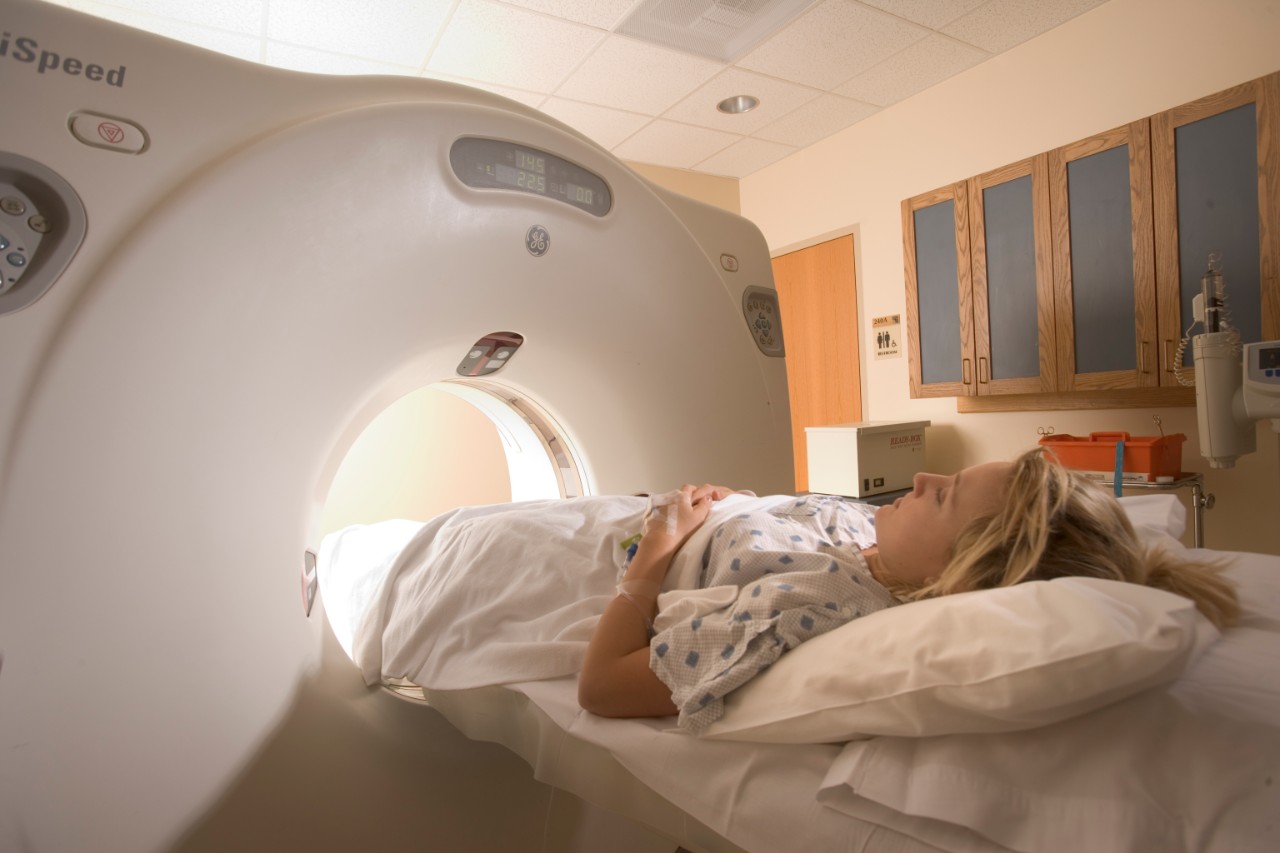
[314,379,587,665]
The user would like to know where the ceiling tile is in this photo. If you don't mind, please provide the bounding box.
[150,22,263,62]
[61,0,267,34]
[46,2,264,62]
[835,33,988,106]
[428,0,603,89]
[696,137,797,179]
[612,120,739,169]
[268,0,451,66]
[941,0,1110,53]
[498,0,636,30]
[52,0,1124,179]
[428,75,549,109]
[265,42,418,75]
[539,98,653,149]
[554,35,724,116]
[857,0,988,29]
[737,0,929,90]
[755,93,879,147]
[663,68,823,135]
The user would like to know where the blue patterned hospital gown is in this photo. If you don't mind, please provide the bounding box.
[650,495,899,733]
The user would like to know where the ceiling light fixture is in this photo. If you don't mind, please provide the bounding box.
[717,95,760,114]
[616,0,813,63]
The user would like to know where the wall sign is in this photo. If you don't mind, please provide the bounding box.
[873,314,901,360]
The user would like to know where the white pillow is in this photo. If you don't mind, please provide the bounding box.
[1118,493,1187,541]
[700,576,1217,743]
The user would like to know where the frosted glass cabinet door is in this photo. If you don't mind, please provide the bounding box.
[1153,72,1280,386]
[903,183,974,397]
[967,155,1055,395]
[1050,120,1157,391]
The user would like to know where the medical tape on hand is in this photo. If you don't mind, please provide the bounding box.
[656,505,677,535]
[645,491,682,536]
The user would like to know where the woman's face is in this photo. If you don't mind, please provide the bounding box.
[871,461,1013,587]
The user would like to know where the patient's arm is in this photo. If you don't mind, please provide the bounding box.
[578,597,679,717]
[579,484,716,718]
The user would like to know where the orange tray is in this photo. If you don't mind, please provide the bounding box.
[1037,431,1186,482]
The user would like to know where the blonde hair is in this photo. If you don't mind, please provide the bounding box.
[902,448,1239,629]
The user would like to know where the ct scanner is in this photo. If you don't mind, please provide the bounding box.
[0,1,793,849]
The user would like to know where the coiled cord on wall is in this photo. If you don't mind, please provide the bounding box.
[1172,255,1241,387]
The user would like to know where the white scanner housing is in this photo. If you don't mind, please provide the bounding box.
[0,2,793,850]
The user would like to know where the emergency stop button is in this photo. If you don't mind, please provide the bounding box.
[69,111,149,154]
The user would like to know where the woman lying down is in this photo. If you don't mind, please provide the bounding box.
[578,447,1238,732]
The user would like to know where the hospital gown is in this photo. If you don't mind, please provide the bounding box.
[650,495,899,733]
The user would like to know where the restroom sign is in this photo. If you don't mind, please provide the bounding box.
[872,314,901,360]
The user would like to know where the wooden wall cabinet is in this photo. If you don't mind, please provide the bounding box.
[903,158,1054,398]
[1050,120,1157,391]
[904,71,1280,407]
[903,182,973,397]
[1152,73,1280,386]
[968,155,1055,395]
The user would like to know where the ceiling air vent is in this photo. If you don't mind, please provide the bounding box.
[614,0,815,63]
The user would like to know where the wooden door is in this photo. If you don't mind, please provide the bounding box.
[772,234,862,492]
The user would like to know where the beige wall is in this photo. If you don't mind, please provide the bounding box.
[741,0,1280,555]
[627,160,741,213]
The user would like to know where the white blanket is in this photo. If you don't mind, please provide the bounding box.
[352,493,789,690]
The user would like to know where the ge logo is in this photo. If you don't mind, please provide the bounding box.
[526,224,550,257]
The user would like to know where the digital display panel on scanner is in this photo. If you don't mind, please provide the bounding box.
[450,137,612,217]
[1259,345,1280,370]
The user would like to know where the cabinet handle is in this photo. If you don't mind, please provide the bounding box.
[962,358,972,385]
[1139,343,1148,374]
[978,357,989,384]
[1162,340,1174,373]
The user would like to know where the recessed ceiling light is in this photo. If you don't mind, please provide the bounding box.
[717,95,760,114]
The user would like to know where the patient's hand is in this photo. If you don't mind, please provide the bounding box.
[642,484,715,550]
[690,484,750,502]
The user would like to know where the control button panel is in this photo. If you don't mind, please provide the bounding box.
[456,331,525,377]
[1243,341,1280,421]
[0,185,45,296]
[1249,342,1280,382]
[0,152,88,315]
[742,285,785,358]
[69,111,149,154]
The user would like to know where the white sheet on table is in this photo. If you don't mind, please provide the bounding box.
[316,519,425,659]
[510,677,983,853]
[352,493,791,690]
[816,550,1280,853]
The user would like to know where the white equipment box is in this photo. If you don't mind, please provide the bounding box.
[805,420,931,498]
